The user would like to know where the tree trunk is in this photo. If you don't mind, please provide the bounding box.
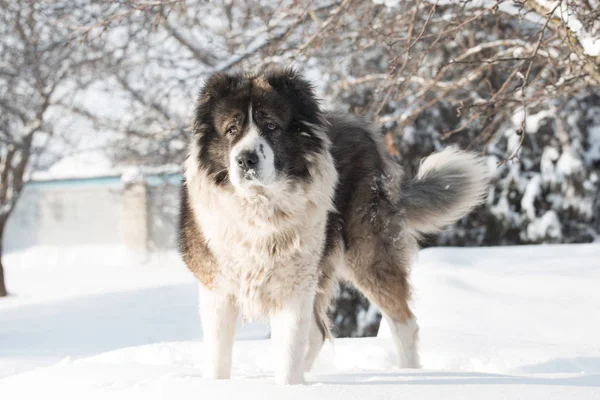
[0,261,6,298]
[0,220,7,297]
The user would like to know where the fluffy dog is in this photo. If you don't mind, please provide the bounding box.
[179,68,488,384]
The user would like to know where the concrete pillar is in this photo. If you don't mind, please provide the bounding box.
[123,181,148,255]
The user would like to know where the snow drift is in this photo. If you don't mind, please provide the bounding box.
[1,244,599,399]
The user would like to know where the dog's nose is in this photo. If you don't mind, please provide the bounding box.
[236,150,259,171]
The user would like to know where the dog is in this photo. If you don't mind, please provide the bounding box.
[179,68,488,384]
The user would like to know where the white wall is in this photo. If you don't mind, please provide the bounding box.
[3,175,181,255]
[4,177,124,253]
[3,186,39,251]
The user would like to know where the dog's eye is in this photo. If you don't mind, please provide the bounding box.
[226,126,238,136]
[266,122,277,131]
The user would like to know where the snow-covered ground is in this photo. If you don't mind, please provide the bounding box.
[1,244,599,399]
[0,248,269,378]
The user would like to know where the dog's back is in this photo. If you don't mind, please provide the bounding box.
[323,110,488,245]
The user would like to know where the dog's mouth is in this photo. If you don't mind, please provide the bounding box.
[243,168,259,181]
[231,168,269,192]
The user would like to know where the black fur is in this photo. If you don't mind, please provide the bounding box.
[192,68,327,186]
[322,112,394,254]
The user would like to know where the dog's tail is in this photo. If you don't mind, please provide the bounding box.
[401,146,489,235]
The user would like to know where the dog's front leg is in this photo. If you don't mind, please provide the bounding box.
[199,284,239,379]
[270,291,315,385]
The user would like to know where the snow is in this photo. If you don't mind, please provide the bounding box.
[554,1,600,57]
[31,163,181,183]
[511,109,552,135]
[121,166,144,184]
[586,125,600,163]
[1,244,600,399]
[541,146,560,186]
[557,148,585,177]
[0,248,269,377]
[31,152,118,182]
[372,0,401,9]
[525,210,562,241]
[521,175,542,219]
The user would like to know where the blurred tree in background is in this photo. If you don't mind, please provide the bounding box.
[0,1,104,296]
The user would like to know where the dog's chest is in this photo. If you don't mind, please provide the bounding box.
[196,201,325,318]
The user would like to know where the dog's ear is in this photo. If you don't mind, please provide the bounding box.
[198,72,243,104]
[194,73,240,134]
[265,68,321,121]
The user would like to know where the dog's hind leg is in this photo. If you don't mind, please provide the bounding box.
[304,295,334,372]
[383,314,420,368]
[345,242,421,369]
[198,285,239,379]
[304,312,326,372]
[304,252,340,372]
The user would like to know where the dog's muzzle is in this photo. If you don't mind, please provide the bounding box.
[229,129,276,190]
[235,150,260,178]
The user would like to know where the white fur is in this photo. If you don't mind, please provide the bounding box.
[229,111,276,192]
[185,124,338,383]
[413,146,489,233]
[270,291,315,384]
[304,313,326,373]
[385,316,420,368]
[198,284,239,379]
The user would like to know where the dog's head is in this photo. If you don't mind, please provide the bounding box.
[192,68,328,197]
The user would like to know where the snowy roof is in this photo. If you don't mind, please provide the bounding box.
[30,164,182,184]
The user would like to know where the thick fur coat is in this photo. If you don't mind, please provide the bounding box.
[179,68,488,384]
